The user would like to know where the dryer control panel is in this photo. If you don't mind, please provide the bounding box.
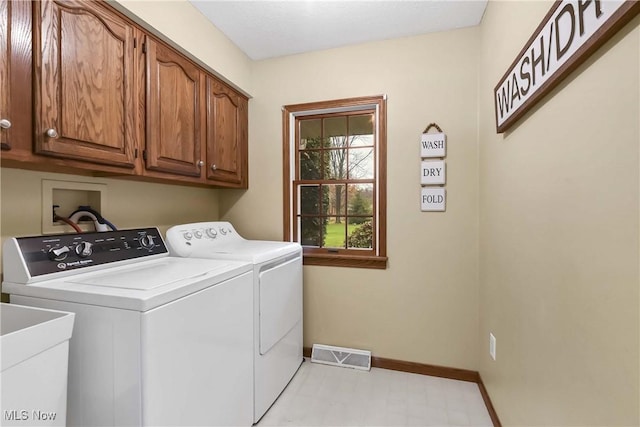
[7,228,168,279]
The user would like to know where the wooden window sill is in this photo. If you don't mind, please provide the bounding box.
[302,253,388,269]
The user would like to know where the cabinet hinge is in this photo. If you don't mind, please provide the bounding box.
[134,38,137,49]
[142,43,147,54]
[142,150,147,160]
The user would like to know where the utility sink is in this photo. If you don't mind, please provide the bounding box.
[1,303,75,371]
[1,303,75,426]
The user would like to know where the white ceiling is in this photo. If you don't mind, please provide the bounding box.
[190,1,488,61]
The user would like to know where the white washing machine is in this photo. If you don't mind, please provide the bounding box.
[165,222,303,423]
[2,228,254,427]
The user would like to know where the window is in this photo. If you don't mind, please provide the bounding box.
[283,96,387,269]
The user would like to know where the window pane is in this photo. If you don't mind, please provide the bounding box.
[324,117,347,148]
[350,133,374,147]
[325,184,347,219]
[349,114,374,147]
[348,183,373,223]
[299,185,320,215]
[348,147,374,179]
[299,150,322,180]
[299,119,322,149]
[325,217,346,249]
[300,216,323,247]
[326,148,347,179]
[347,219,373,249]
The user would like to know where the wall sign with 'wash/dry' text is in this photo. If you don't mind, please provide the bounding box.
[494,0,640,133]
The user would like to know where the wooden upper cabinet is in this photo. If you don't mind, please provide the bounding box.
[33,0,136,168]
[206,77,248,187]
[144,36,205,178]
[0,0,10,151]
[2,0,248,187]
[1,0,34,160]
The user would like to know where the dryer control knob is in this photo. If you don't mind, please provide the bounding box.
[139,235,155,249]
[194,230,203,239]
[205,228,217,238]
[75,241,93,258]
[48,246,70,261]
[219,227,227,236]
[183,232,193,240]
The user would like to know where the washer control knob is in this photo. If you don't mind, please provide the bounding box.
[75,241,93,258]
[193,230,203,239]
[183,232,193,240]
[219,227,227,236]
[205,228,217,238]
[48,246,70,261]
[139,235,155,249]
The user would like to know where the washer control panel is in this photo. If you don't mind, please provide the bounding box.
[13,228,167,277]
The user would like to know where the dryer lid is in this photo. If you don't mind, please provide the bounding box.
[196,240,301,264]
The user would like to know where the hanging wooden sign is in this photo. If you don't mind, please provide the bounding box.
[494,0,640,133]
[420,160,445,185]
[421,132,446,158]
[421,123,446,158]
[421,188,446,212]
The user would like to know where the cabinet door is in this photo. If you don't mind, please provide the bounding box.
[34,0,136,168]
[1,0,34,159]
[206,77,248,187]
[145,36,204,177]
[0,0,9,151]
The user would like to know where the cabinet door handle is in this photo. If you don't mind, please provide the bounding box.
[198,160,204,167]
[46,128,59,138]
[211,164,217,171]
[0,119,11,129]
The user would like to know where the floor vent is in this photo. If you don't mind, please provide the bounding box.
[311,344,371,371]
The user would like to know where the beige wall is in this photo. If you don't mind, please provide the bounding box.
[478,1,639,425]
[220,28,481,370]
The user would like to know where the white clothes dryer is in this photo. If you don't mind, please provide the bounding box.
[165,222,303,423]
[2,228,254,427]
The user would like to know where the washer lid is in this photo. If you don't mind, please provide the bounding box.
[66,258,222,290]
[2,257,253,311]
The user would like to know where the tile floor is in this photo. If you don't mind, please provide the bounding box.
[257,359,494,426]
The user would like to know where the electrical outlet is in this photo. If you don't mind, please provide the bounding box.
[489,333,496,361]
